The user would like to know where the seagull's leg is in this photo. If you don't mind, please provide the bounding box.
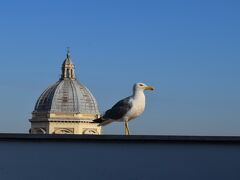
[124,121,128,135]
[124,119,130,135]
[126,121,130,135]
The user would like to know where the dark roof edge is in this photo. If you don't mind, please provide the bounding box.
[0,133,240,143]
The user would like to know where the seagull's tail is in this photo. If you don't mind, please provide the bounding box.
[92,118,113,126]
[92,118,104,124]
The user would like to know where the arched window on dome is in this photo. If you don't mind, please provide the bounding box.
[67,69,70,78]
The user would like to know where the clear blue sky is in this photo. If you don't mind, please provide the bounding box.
[0,0,239,135]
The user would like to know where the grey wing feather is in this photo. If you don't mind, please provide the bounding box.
[103,97,132,120]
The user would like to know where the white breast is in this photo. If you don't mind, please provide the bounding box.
[125,91,146,121]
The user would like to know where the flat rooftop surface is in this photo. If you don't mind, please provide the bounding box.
[0,134,239,180]
[0,133,240,143]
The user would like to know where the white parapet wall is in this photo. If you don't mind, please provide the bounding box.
[0,134,239,180]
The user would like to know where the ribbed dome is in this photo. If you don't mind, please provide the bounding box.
[33,50,99,115]
[34,79,99,114]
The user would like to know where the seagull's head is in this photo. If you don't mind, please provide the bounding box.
[133,83,154,92]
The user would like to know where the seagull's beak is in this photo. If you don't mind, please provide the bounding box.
[144,86,154,91]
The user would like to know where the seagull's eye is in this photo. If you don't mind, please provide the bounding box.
[139,84,144,86]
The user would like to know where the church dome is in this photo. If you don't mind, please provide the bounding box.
[34,79,99,114]
[33,50,99,115]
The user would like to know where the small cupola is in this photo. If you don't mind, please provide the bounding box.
[60,48,75,80]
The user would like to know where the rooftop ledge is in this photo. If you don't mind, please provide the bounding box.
[0,133,240,143]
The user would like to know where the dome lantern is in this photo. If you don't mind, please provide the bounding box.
[61,48,76,80]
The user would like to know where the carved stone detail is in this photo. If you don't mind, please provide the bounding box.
[54,128,74,134]
[83,128,99,135]
[31,128,47,134]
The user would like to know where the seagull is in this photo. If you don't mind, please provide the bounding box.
[93,83,154,135]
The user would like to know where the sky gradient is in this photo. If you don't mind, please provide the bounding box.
[0,0,239,135]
